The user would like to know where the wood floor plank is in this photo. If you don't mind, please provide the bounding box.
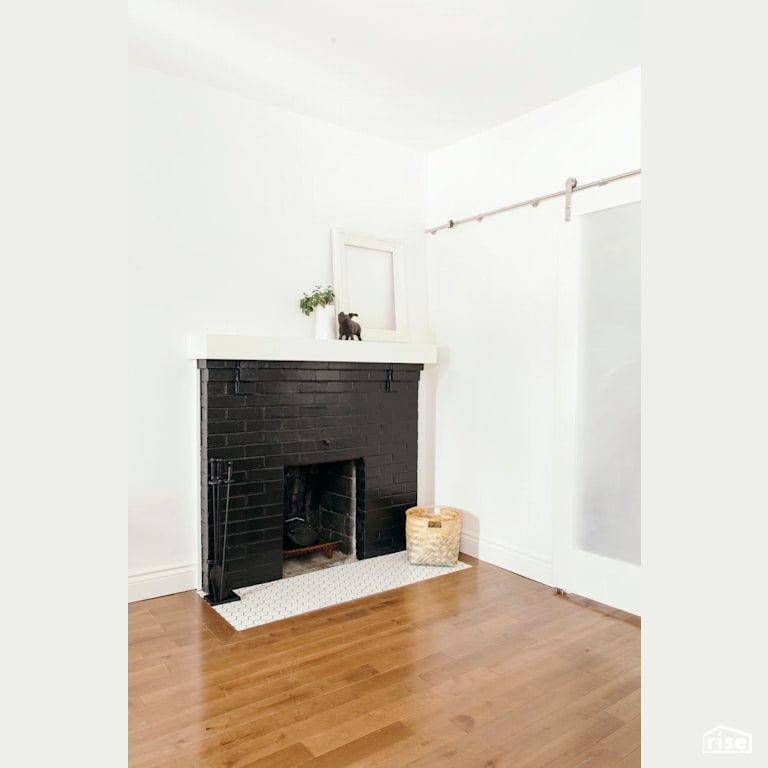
[302,721,412,767]
[604,688,641,723]
[514,712,626,768]
[403,705,589,768]
[128,557,640,767]
[616,746,642,766]
[446,680,543,733]
[239,741,314,768]
[566,666,641,719]
[559,714,641,767]
[341,718,465,768]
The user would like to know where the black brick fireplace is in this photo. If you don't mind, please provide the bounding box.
[199,360,423,591]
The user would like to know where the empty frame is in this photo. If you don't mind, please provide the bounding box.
[331,230,408,342]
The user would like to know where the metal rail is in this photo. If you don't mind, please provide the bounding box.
[425,168,641,234]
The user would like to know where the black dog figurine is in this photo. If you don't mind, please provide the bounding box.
[338,312,362,340]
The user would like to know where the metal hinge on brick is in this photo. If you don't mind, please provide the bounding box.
[385,365,394,392]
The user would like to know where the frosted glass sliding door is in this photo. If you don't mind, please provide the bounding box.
[577,202,640,565]
[553,187,641,615]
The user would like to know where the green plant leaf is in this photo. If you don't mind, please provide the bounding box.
[299,284,336,315]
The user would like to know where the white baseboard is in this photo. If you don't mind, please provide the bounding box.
[460,532,553,587]
[129,539,553,603]
[128,562,198,603]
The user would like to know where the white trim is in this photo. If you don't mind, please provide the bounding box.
[460,531,553,586]
[187,335,437,364]
[193,365,202,595]
[127,562,198,603]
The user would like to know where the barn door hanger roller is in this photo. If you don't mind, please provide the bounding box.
[564,177,577,222]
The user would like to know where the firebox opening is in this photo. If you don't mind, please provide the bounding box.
[283,458,362,572]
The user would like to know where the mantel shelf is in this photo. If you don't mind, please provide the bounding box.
[187,335,438,365]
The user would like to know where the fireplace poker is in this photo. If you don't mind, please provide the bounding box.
[215,459,223,563]
[207,458,215,564]
[208,458,223,601]
[208,458,215,599]
[211,459,219,560]
[219,461,233,592]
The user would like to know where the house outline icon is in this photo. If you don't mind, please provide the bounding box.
[702,724,753,754]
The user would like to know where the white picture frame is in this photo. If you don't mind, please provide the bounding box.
[331,229,408,342]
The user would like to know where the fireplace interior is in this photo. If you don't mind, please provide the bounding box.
[283,460,359,555]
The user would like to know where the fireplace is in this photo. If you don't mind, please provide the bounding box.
[199,359,423,592]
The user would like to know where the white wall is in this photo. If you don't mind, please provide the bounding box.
[425,68,641,585]
[127,65,431,600]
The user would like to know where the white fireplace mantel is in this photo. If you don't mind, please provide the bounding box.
[187,335,438,365]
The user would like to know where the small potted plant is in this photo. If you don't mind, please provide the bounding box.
[299,284,336,316]
[300,285,337,339]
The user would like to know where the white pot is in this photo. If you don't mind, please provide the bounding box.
[313,304,337,340]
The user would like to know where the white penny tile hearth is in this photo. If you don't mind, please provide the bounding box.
[206,551,471,631]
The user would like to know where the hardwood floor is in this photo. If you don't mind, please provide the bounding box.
[128,556,640,767]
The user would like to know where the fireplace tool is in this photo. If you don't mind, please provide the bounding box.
[205,458,240,606]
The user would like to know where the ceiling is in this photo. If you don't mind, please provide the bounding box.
[128,0,641,152]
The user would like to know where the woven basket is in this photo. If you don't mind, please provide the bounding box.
[405,505,462,566]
